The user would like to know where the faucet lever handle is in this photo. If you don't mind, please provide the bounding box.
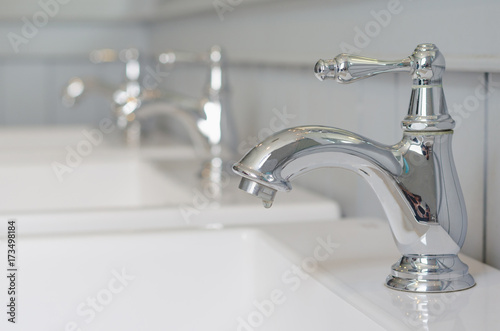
[315,44,446,86]
[314,54,413,83]
[315,44,452,131]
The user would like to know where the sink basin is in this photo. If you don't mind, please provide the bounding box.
[2,214,498,330]
[0,126,105,150]
[0,158,193,213]
[0,157,340,235]
[0,126,341,235]
[0,125,197,159]
[0,227,383,331]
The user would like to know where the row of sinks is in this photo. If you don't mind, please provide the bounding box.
[1,125,499,330]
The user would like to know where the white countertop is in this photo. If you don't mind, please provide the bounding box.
[254,218,500,331]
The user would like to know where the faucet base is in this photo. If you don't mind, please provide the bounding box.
[385,255,476,292]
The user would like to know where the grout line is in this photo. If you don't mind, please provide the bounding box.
[482,72,490,264]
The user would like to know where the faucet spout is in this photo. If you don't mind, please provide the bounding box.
[238,177,277,208]
[233,126,402,191]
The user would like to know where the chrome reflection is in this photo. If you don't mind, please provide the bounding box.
[389,288,470,330]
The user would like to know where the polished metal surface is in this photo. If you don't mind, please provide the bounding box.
[314,43,454,131]
[136,46,226,159]
[387,255,475,292]
[238,177,277,208]
[233,44,475,292]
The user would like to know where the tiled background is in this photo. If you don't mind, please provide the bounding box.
[1,0,499,268]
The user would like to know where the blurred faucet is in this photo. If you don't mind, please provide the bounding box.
[138,46,231,185]
[141,45,227,159]
[62,46,232,169]
[62,48,146,145]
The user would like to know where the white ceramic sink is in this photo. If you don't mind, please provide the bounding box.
[0,158,193,213]
[0,126,341,235]
[0,156,340,235]
[1,212,498,331]
[3,219,498,330]
[0,125,197,160]
[0,126,106,150]
[0,227,383,331]
[0,124,197,213]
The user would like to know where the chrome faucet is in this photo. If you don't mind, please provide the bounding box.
[62,46,232,165]
[233,44,475,292]
[139,45,228,161]
[62,48,149,145]
[137,46,231,185]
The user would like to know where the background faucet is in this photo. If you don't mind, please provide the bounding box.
[141,45,229,160]
[233,44,475,293]
[62,47,151,145]
[62,47,234,177]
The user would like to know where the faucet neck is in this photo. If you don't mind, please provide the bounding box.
[402,85,455,131]
[402,44,455,132]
